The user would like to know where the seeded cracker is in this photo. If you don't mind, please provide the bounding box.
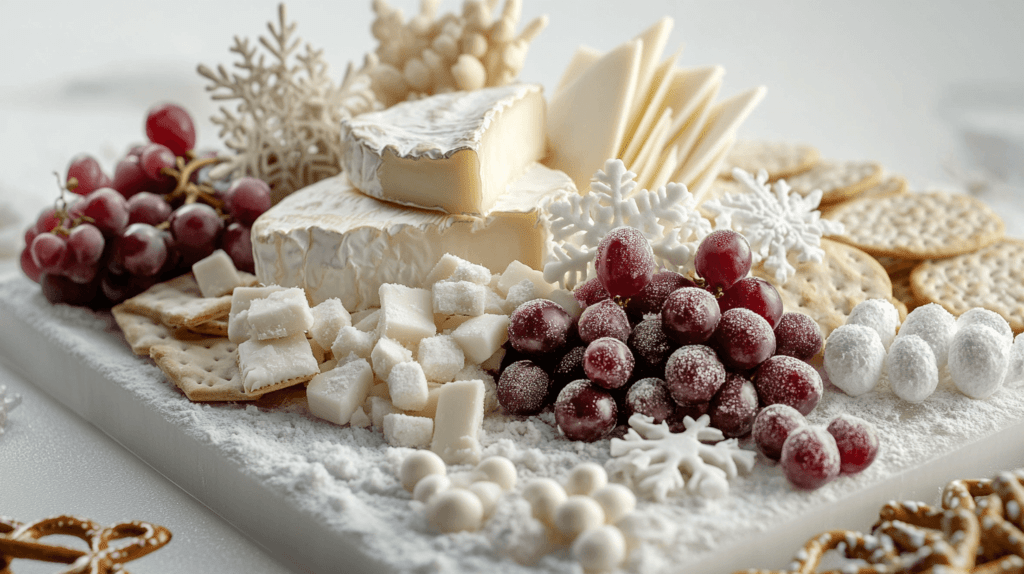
[149,336,253,402]
[889,269,923,314]
[910,238,1024,334]
[783,159,882,205]
[826,191,1005,259]
[119,272,257,329]
[187,316,229,337]
[819,174,907,217]
[719,140,820,182]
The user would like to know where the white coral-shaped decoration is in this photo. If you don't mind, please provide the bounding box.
[701,168,845,285]
[606,413,755,503]
[543,159,711,289]
[198,4,380,204]
[368,0,548,107]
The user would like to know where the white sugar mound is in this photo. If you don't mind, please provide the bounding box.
[957,308,1013,349]
[846,298,900,349]
[896,303,956,368]
[885,335,938,403]
[823,324,885,397]
[949,324,1011,399]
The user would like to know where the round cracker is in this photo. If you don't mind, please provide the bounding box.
[783,159,882,204]
[889,268,925,315]
[720,140,819,182]
[827,191,1005,259]
[750,238,898,338]
[820,174,907,217]
[910,238,1024,334]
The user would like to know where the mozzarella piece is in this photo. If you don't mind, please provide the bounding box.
[237,333,318,394]
[192,249,243,298]
[307,358,374,426]
[430,379,485,465]
[246,288,314,341]
[342,84,546,216]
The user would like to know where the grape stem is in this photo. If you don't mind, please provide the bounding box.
[161,155,226,210]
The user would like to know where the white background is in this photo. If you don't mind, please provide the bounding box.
[1,1,1023,572]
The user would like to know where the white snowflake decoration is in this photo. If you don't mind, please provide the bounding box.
[543,159,712,289]
[0,385,22,435]
[606,413,755,503]
[701,168,845,285]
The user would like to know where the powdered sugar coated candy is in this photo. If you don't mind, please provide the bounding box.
[565,462,609,496]
[823,324,885,397]
[497,360,550,415]
[826,414,879,474]
[711,307,776,372]
[425,488,484,533]
[590,484,636,524]
[753,355,823,415]
[948,323,1011,399]
[957,307,1013,349]
[472,456,517,491]
[554,495,605,541]
[625,378,675,424]
[708,373,759,438]
[400,450,446,492]
[664,345,726,405]
[468,481,502,518]
[773,312,823,360]
[578,299,631,344]
[595,226,656,298]
[413,473,451,503]
[507,299,574,355]
[885,334,939,403]
[896,303,956,368]
[522,478,566,525]
[846,298,900,349]
[780,425,841,490]
[1006,334,1024,388]
[572,525,627,573]
[752,404,806,460]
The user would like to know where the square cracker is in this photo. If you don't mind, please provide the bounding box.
[149,337,254,402]
[120,272,256,329]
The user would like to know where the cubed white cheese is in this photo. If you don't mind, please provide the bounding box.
[497,260,555,298]
[192,249,243,298]
[383,413,434,449]
[228,285,286,344]
[331,326,377,361]
[451,314,510,364]
[433,281,487,317]
[247,288,314,341]
[307,358,374,426]
[387,361,429,411]
[371,337,413,381]
[418,334,466,383]
[237,333,319,394]
[431,380,485,465]
[309,298,352,350]
[379,283,436,346]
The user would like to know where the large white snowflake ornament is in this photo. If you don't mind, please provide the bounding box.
[606,413,755,503]
[701,168,845,285]
[543,159,712,289]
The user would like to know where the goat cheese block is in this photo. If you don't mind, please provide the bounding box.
[252,163,576,312]
[341,84,546,216]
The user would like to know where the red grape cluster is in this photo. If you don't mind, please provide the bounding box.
[19,103,272,308]
[498,226,827,444]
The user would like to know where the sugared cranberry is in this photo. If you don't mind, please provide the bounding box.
[573,277,610,309]
[595,226,655,298]
[508,299,574,355]
[826,414,879,474]
[711,308,776,371]
[780,426,841,490]
[694,229,752,292]
[718,277,784,328]
[583,337,634,390]
[707,373,759,437]
[626,271,695,318]
[753,355,823,415]
[664,345,726,405]
[497,360,551,415]
[555,379,618,442]
[752,404,806,460]
[625,378,675,424]
[774,312,824,360]
[661,287,720,345]
[578,299,631,344]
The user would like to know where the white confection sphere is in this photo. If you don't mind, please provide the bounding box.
[948,324,1011,399]
[823,324,886,396]
[1006,334,1024,388]
[571,525,627,573]
[886,335,939,403]
[590,484,636,524]
[554,495,606,541]
[897,303,956,368]
[426,488,484,533]
[565,462,608,496]
[957,308,1013,349]
[846,298,901,349]
[468,481,503,518]
[522,478,567,525]
[413,473,452,503]
[473,456,517,491]
[400,450,446,492]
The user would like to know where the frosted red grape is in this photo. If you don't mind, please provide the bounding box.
[583,337,634,390]
[30,233,68,273]
[718,277,784,328]
[694,229,752,291]
[774,312,823,360]
[573,277,610,309]
[707,373,759,438]
[711,308,776,371]
[595,226,655,298]
[66,154,111,196]
[826,414,879,474]
[664,344,726,404]
[145,103,196,156]
[112,156,149,199]
[497,360,551,415]
[140,143,177,182]
[627,317,674,369]
[116,223,168,277]
[126,191,172,226]
[661,287,720,345]
[625,378,675,424]
[20,247,42,283]
[222,222,255,274]
[752,404,806,460]
[41,273,98,307]
[780,426,841,490]
[625,270,695,318]
[72,188,129,237]
[225,177,272,227]
[753,355,823,415]
[578,299,631,344]
[170,203,223,253]
[554,379,618,442]
[508,299,574,355]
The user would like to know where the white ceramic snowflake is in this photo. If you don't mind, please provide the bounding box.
[606,413,755,503]
[0,385,22,435]
[701,168,845,285]
[543,159,712,289]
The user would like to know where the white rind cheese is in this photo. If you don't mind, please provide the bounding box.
[341,84,546,216]
[252,163,576,312]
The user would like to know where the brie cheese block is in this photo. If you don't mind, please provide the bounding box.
[341,84,546,216]
[252,163,576,312]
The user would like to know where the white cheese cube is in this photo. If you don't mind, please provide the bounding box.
[546,288,583,321]
[435,314,473,332]
[431,380,485,465]
[379,284,436,345]
[310,298,352,350]
[307,358,374,426]
[383,413,434,449]
[450,261,492,285]
[455,365,498,413]
[349,406,371,428]
[387,361,430,411]
[452,314,510,364]
[503,279,537,314]
[319,358,338,373]
[237,333,319,394]
[497,260,555,298]
[370,396,400,428]
[228,285,286,344]
[433,281,487,317]
[406,383,443,418]
[371,337,413,380]
[367,381,391,400]
[484,289,505,315]
[424,253,465,286]
[247,288,314,341]
[351,308,381,331]
[480,348,506,373]
[418,335,466,383]
[309,337,330,364]
[192,249,243,298]
[331,326,377,361]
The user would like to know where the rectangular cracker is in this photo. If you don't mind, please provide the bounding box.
[119,272,257,329]
[149,337,254,402]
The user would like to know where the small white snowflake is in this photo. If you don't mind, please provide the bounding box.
[606,413,755,503]
[542,159,712,289]
[701,168,845,285]
[0,385,22,435]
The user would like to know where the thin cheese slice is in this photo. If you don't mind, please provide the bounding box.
[675,86,766,186]
[664,66,724,147]
[632,108,674,191]
[668,83,720,172]
[623,17,675,135]
[689,137,735,203]
[620,48,682,166]
[554,45,603,97]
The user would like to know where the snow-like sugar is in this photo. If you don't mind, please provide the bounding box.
[957,308,1013,349]
[331,325,376,360]
[503,279,538,314]
[823,324,885,397]
[418,334,465,382]
[371,337,413,380]
[896,303,956,368]
[382,413,433,448]
[433,280,487,316]
[387,361,429,411]
[310,298,352,349]
[1006,333,1024,388]
[948,324,1010,399]
[885,335,938,403]
[846,298,900,349]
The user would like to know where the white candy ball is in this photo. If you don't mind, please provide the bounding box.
[823,324,886,396]
[468,481,503,518]
[846,298,901,349]
[400,450,446,492]
[413,473,451,503]
[426,488,484,533]
[473,456,517,491]
[949,324,1010,399]
[1005,334,1024,388]
[571,525,627,573]
[897,303,956,368]
[590,484,636,524]
[886,334,939,403]
[565,462,608,496]
[957,308,1013,349]
[522,478,567,525]
[554,495,606,541]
